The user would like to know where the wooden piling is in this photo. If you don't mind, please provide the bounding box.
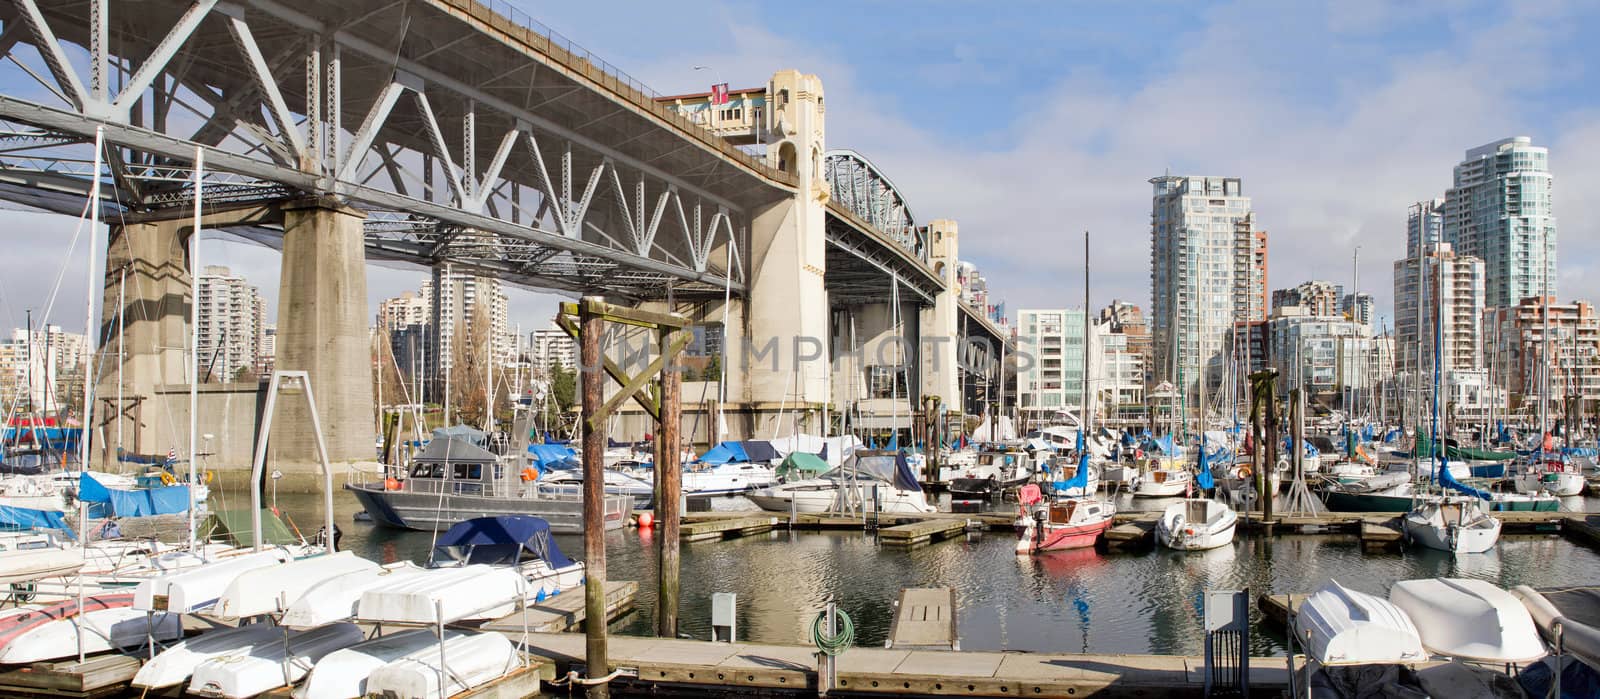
[578,298,610,699]
[657,327,683,638]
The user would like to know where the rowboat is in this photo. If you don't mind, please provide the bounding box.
[132,624,287,690]
[213,551,379,619]
[363,631,521,699]
[0,593,181,663]
[280,562,427,629]
[293,629,464,699]
[1389,578,1545,663]
[357,565,527,624]
[134,550,290,613]
[1294,580,1426,666]
[186,622,363,698]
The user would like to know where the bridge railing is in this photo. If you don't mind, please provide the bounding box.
[457,1,792,186]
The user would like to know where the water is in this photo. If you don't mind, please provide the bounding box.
[251,488,1600,657]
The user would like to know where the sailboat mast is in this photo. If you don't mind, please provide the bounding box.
[116,268,125,458]
[79,127,105,474]
[186,146,203,550]
[1081,232,1090,435]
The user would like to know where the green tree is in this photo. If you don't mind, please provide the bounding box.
[703,354,722,383]
[543,362,576,427]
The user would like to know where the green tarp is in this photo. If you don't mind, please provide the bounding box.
[200,509,301,547]
[1414,429,1516,461]
[776,451,829,480]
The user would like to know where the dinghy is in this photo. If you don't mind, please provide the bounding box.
[213,551,379,619]
[293,629,465,699]
[363,631,521,699]
[1155,498,1236,551]
[280,562,427,629]
[1389,578,1546,663]
[0,548,84,584]
[0,593,181,663]
[132,623,287,690]
[187,622,363,699]
[357,565,527,624]
[1402,496,1501,554]
[1295,580,1426,666]
[134,549,290,613]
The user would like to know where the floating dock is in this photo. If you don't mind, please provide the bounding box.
[0,654,140,698]
[886,587,959,650]
[680,516,780,541]
[879,519,972,548]
[481,580,638,634]
[518,631,1289,697]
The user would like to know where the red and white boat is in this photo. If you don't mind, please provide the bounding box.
[1013,485,1115,554]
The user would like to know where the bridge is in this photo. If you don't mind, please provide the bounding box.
[0,0,1011,469]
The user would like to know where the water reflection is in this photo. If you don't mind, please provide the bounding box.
[263,490,1600,657]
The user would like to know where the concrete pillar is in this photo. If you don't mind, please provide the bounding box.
[99,218,191,460]
[269,200,373,472]
[743,70,829,432]
[920,219,962,413]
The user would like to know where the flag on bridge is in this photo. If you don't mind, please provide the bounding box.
[710,83,730,105]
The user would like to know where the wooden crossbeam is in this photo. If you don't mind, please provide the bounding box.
[585,330,692,431]
[562,299,688,330]
[555,312,660,419]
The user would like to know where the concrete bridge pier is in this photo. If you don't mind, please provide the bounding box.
[268,200,375,480]
[97,217,193,462]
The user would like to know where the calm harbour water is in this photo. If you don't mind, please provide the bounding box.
[242,487,1600,657]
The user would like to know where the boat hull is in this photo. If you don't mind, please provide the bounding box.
[1017,518,1112,553]
[346,483,630,533]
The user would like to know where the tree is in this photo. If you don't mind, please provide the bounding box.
[703,354,722,383]
[544,362,576,426]
[448,304,492,428]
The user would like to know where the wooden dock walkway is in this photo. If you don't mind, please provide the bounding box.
[517,631,1289,697]
[886,588,959,651]
[480,580,638,634]
[0,654,139,698]
[680,515,779,541]
[879,518,972,548]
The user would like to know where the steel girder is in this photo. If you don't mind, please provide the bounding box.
[823,148,925,262]
[0,0,792,298]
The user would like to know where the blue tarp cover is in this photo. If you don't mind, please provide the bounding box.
[78,472,111,503]
[0,505,74,535]
[527,444,578,471]
[1195,444,1215,489]
[893,451,922,492]
[1053,431,1090,493]
[1437,457,1492,500]
[697,441,749,464]
[107,485,191,517]
[431,515,575,568]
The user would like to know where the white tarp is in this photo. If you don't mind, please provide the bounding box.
[767,434,864,467]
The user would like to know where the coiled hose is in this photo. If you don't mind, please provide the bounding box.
[810,608,855,656]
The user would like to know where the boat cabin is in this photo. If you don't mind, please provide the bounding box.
[402,436,508,497]
[1048,499,1105,525]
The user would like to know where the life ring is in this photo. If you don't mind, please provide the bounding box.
[519,468,539,482]
[159,471,177,486]
[383,477,402,491]
[1237,466,1252,479]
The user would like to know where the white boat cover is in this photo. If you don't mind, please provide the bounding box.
[213,551,379,619]
[280,562,426,629]
[1295,580,1426,666]
[357,565,527,624]
[186,622,363,699]
[0,606,182,663]
[293,629,464,699]
[1389,578,1547,663]
[132,623,286,689]
[364,631,520,699]
[134,550,289,613]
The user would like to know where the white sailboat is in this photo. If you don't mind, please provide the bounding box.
[1402,496,1501,554]
[747,451,936,514]
[1155,498,1236,551]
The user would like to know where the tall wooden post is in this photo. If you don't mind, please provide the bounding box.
[656,328,683,637]
[1262,378,1279,524]
[578,299,610,699]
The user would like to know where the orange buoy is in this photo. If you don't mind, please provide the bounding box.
[638,512,655,528]
[384,477,402,491]
[519,468,539,482]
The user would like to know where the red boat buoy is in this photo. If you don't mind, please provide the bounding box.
[637,512,654,528]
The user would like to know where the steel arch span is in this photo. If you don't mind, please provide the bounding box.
[822,148,924,263]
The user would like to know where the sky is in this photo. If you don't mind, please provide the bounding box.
[4,0,1600,337]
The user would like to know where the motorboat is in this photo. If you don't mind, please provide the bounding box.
[536,467,655,509]
[213,551,379,619]
[681,461,779,495]
[1511,459,1586,497]
[1155,498,1237,551]
[428,516,585,600]
[133,549,291,613]
[943,448,1035,497]
[747,451,936,515]
[347,435,633,533]
[1295,580,1427,666]
[0,593,182,663]
[187,622,363,699]
[1134,467,1192,498]
[294,628,465,699]
[1045,458,1099,499]
[363,631,521,699]
[1014,495,1114,554]
[356,565,528,624]
[1389,578,1546,663]
[280,562,428,629]
[1402,496,1501,554]
[133,624,288,690]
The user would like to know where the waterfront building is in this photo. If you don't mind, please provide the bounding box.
[1483,297,1600,415]
[1341,293,1375,328]
[0,325,85,413]
[1272,280,1343,317]
[530,327,578,373]
[1393,243,1485,375]
[1149,175,1267,400]
[1266,306,1371,401]
[1407,198,1445,261]
[1090,305,1147,426]
[376,270,514,401]
[258,324,276,374]
[195,265,266,382]
[1444,137,1557,309]
[1016,308,1086,427]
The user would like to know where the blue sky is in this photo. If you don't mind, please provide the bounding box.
[4,0,1599,335]
[507,0,1600,329]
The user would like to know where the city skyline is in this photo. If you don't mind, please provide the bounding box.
[0,2,1597,338]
